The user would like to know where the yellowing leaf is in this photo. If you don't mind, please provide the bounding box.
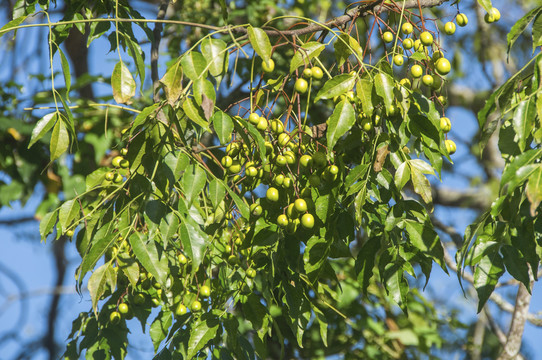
[112,60,136,104]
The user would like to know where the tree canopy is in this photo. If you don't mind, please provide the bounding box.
[0,0,541,359]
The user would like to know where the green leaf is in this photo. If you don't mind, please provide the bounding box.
[290,42,325,73]
[384,263,409,308]
[211,111,234,145]
[326,99,355,152]
[180,51,208,80]
[334,34,363,68]
[501,148,542,192]
[409,159,435,175]
[201,38,228,77]
[410,165,433,205]
[186,313,220,359]
[164,150,189,182]
[59,199,79,231]
[117,252,140,287]
[315,74,356,102]
[533,12,542,51]
[160,59,183,105]
[355,236,380,294]
[183,98,211,132]
[474,253,505,312]
[39,210,58,241]
[150,310,173,353]
[247,26,272,64]
[125,35,146,90]
[58,46,71,98]
[374,72,394,112]
[0,15,28,40]
[112,60,136,104]
[182,164,207,207]
[404,220,445,270]
[78,225,116,285]
[476,0,493,13]
[501,245,531,290]
[507,5,542,55]
[159,212,180,250]
[512,98,535,151]
[356,77,374,117]
[29,112,58,149]
[129,233,168,286]
[131,103,160,136]
[526,165,542,215]
[88,262,115,315]
[179,218,208,273]
[394,162,410,190]
[209,179,226,210]
[50,116,70,161]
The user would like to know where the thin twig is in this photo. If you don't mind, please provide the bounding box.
[152,0,170,102]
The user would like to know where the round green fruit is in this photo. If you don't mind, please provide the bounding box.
[312,151,327,168]
[302,68,312,79]
[393,54,404,66]
[444,22,456,35]
[414,39,424,52]
[361,118,373,132]
[420,31,433,46]
[105,171,115,181]
[120,148,128,156]
[301,213,315,229]
[175,303,187,316]
[275,155,287,167]
[266,187,279,202]
[299,154,312,168]
[403,38,414,50]
[248,112,260,125]
[118,303,129,315]
[328,165,339,175]
[294,198,308,212]
[445,139,457,154]
[382,31,394,43]
[311,66,324,80]
[422,74,434,87]
[113,173,124,184]
[257,117,268,131]
[110,311,121,324]
[399,78,411,89]
[66,229,74,237]
[221,155,233,168]
[456,13,468,27]
[435,58,451,75]
[277,214,288,227]
[294,78,309,94]
[438,95,448,106]
[401,22,413,35]
[308,174,321,187]
[178,253,188,265]
[411,64,423,78]
[227,254,239,266]
[112,156,124,168]
[440,117,452,133]
[277,133,290,147]
[191,300,202,312]
[133,293,145,306]
[199,285,211,298]
[262,58,275,73]
[246,268,257,278]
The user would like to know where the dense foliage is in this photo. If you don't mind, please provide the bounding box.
[0,0,541,358]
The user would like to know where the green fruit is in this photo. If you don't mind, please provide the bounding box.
[299,154,312,168]
[248,112,260,125]
[308,174,321,187]
[228,161,242,174]
[411,64,423,78]
[401,22,413,35]
[113,173,124,184]
[221,155,233,168]
[66,229,74,237]
[445,139,457,154]
[403,38,414,50]
[251,204,263,217]
[175,303,187,316]
[282,177,292,188]
[420,31,433,46]
[444,22,456,35]
[302,68,312,79]
[246,166,258,177]
[178,253,188,265]
[246,268,257,278]
[432,50,444,62]
[191,300,202,312]
[301,213,315,229]
[199,285,211,298]
[438,95,448,106]
[277,133,290,147]
[266,187,279,202]
[262,58,275,73]
[133,293,145,306]
[277,214,288,227]
[399,78,411,89]
[489,8,501,21]
[227,254,238,266]
[328,165,339,175]
[105,171,115,181]
[440,117,452,133]
[382,31,394,43]
[110,311,121,324]
[456,13,468,27]
[361,118,373,132]
[274,174,285,186]
[294,78,309,94]
[414,39,424,51]
[275,155,287,167]
[257,117,268,131]
[393,54,404,66]
[312,151,327,168]
[271,119,284,134]
[120,148,128,156]
[118,303,129,315]
[311,66,324,80]
[422,74,434,87]
[294,198,308,212]
[435,58,451,75]
[112,156,124,168]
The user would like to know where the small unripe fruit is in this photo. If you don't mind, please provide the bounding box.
[118,303,129,315]
[262,58,275,73]
[299,154,312,168]
[301,213,315,229]
[403,38,414,50]
[411,64,423,78]
[440,117,452,133]
[302,68,312,79]
[328,165,339,175]
[113,173,124,184]
[445,139,457,154]
[444,22,456,35]
[382,31,394,43]
[175,303,187,316]
[246,268,257,278]
[112,156,124,168]
[311,66,324,80]
[133,293,145,306]
[277,214,288,227]
[399,78,411,89]
[393,54,404,66]
[422,75,434,87]
[257,117,268,131]
[191,300,202,312]
[248,113,260,125]
[294,198,308,212]
[110,311,121,324]
[308,174,321,187]
[401,22,413,35]
[414,39,424,52]
[294,78,309,94]
[312,151,327,168]
[277,133,290,147]
[199,285,211,298]
[456,13,468,27]
[105,171,115,181]
[420,31,433,46]
[266,187,279,202]
[120,148,128,156]
[435,58,451,75]
[221,155,233,168]
[178,253,188,265]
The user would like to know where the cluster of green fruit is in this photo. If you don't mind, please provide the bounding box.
[104,147,130,185]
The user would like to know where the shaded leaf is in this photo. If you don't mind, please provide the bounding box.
[160,59,183,105]
[526,165,542,215]
[474,253,505,312]
[50,116,70,161]
[201,38,228,77]
[356,77,374,116]
[150,310,173,353]
[179,218,208,273]
[182,164,207,207]
[183,97,211,131]
[326,100,355,152]
[334,34,363,67]
[394,162,410,190]
[186,313,220,359]
[212,111,234,145]
[129,233,168,286]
